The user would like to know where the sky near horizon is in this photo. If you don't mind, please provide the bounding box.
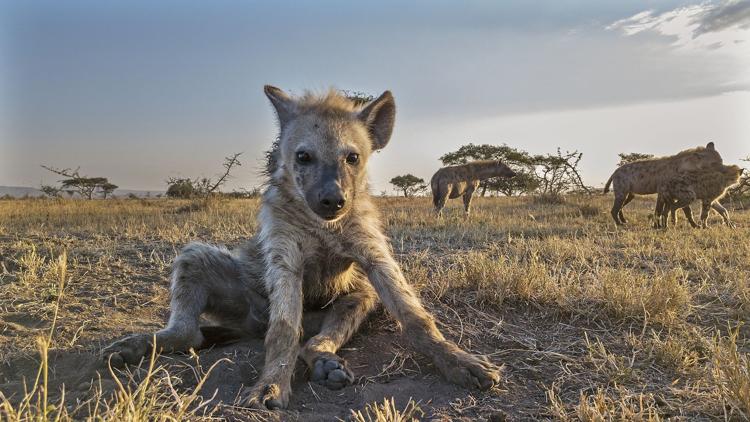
[1,0,749,193]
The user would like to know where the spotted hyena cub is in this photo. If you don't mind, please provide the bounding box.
[655,164,744,229]
[103,86,501,410]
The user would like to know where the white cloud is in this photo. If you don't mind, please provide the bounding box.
[607,1,750,52]
[606,1,750,96]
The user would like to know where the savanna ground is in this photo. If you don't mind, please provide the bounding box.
[0,195,749,421]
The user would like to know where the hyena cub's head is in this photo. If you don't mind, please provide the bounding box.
[264,86,395,222]
[677,141,723,172]
[493,161,517,178]
[719,164,744,187]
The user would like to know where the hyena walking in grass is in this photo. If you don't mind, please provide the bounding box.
[103,86,501,410]
[430,161,516,216]
[655,164,744,229]
[603,142,722,225]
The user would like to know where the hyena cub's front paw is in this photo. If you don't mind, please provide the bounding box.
[436,342,502,391]
[101,333,152,368]
[310,353,355,390]
[241,382,291,410]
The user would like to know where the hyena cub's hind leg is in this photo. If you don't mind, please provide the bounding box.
[103,242,250,367]
[618,193,634,224]
[300,278,378,390]
[611,191,631,225]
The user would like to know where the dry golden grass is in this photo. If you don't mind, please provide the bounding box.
[1,195,749,420]
[347,397,423,422]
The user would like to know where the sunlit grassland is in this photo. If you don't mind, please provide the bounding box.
[0,195,748,420]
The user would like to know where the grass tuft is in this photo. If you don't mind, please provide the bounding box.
[347,397,424,422]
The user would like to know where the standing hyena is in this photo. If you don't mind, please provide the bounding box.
[655,164,744,229]
[103,86,500,410]
[430,161,516,216]
[603,142,722,225]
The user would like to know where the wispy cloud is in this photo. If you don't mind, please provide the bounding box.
[693,0,750,36]
[606,0,750,55]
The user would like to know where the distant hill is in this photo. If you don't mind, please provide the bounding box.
[0,186,44,198]
[0,186,165,198]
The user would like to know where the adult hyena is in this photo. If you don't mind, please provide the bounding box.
[603,142,722,225]
[655,164,743,229]
[103,87,501,410]
[430,161,516,216]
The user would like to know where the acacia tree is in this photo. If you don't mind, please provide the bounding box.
[100,182,118,199]
[531,149,589,195]
[617,152,654,166]
[390,174,427,197]
[165,152,243,198]
[440,143,537,196]
[485,171,540,196]
[41,166,118,199]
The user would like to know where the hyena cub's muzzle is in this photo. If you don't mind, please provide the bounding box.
[501,164,517,178]
[306,180,349,221]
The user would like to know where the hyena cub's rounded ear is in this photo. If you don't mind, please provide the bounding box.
[264,85,296,128]
[358,91,396,151]
[706,141,715,150]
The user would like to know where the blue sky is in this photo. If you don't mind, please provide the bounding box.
[2,0,749,192]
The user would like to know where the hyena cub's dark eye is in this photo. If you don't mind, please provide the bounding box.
[296,151,312,164]
[346,152,360,165]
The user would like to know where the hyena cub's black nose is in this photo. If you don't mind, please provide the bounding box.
[320,193,346,211]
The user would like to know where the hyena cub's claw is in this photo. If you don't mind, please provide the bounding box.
[453,352,502,391]
[437,342,502,391]
[311,354,354,390]
[101,333,152,368]
[241,383,290,410]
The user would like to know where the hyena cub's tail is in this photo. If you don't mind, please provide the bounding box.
[431,176,442,208]
[603,172,615,194]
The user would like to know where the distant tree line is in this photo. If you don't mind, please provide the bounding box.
[39,152,258,200]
